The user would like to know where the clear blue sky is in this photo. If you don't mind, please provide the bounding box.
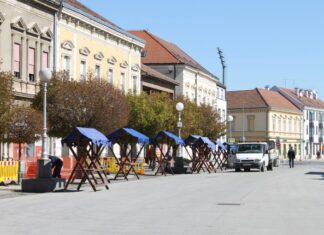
[79,0,324,96]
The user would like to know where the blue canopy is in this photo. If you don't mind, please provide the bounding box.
[154,131,185,146]
[216,140,227,151]
[193,137,216,151]
[184,135,201,146]
[106,128,150,144]
[61,127,111,147]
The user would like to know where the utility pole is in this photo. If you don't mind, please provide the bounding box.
[217,47,226,86]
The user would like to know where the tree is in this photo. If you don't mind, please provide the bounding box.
[175,97,226,140]
[5,106,42,183]
[128,92,175,137]
[0,72,14,139]
[33,73,129,137]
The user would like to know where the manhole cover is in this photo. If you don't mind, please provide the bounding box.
[217,203,241,206]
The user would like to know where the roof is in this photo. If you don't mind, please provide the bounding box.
[141,64,179,86]
[61,127,111,147]
[106,128,150,144]
[193,137,216,151]
[276,87,324,109]
[154,131,185,146]
[63,0,145,44]
[227,88,301,112]
[129,30,218,79]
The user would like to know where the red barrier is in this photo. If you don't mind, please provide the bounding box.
[23,156,76,179]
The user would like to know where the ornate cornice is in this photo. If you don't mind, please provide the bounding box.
[79,47,90,56]
[27,22,41,37]
[11,17,27,31]
[61,40,75,51]
[94,52,104,61]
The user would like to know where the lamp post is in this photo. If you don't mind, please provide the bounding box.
[228,115,233,142]
[176,102,184,157]
[37,68,52,178]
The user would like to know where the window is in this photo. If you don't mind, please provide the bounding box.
[133,76,137,94]
[80,60,86,81]
[62,55,70,79]
[42,51,49,69]
[108,68,113,84]
[283,119,287,132]
[120,72,125,92]
[13,43,21,78]
[278,118,281,132]
[247,115,255,131]
[95,65,100,80]
[232,116,236,131]
[272,117,276,131]
[288,119,292,133]
[306,125,309,135]
[28,48,35,82]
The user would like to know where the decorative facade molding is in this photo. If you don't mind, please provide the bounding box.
[94,52,104,61]
[79,47,90,56]
[41,28,53,40]
[61,40,75,50]
[11,17,27,31]
[120,60,128,68]
[131,64,140,72]
[0,12,5,25]
[107,56,117,65]
[27,23,41,37]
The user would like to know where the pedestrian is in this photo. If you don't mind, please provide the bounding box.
[316,151,321,160]
[49,155,63,178]
[287,146,295,168]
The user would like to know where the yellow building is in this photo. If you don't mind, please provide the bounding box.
[57,0,144,94]
[227,88,303,158]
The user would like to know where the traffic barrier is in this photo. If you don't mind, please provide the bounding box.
[0,161,18,184]
[102,157,145,175]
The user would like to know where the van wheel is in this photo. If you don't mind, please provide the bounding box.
[244,168,250,172]
[235,168,240,172]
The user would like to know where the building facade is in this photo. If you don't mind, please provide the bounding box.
[0,0,60,160]
[227,88,303,159]
[272,87,324,159]
[129,30,227,141]
[0,0,59,105]
[58,0,144,95]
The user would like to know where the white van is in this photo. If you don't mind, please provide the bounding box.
[234,142,274,172]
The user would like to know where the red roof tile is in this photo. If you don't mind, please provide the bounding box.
[129,30,215,77]
[227,89,267,109]
[227,88,300,113]
[281,88,324,109]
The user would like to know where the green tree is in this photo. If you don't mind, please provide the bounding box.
[0,72,14,140]
[33,73,129,137]
[5,106,42,183]
[174,97,225,140]
[128,92,175,137]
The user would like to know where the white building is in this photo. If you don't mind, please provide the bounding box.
[129,30,227,141]
[272,86,324,159]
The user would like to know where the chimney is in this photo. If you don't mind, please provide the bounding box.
[295,87,300,96]
[265,85,270,90]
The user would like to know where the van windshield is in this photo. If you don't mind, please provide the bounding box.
[237,144,263,153]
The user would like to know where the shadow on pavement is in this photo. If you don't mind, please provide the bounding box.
[305,171,324,180]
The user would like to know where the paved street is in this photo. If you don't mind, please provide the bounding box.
[1,161,324,235]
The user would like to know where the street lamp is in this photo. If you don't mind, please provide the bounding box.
[174,102,184,173]
[227,115,233,142]
[38,68,52,178]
